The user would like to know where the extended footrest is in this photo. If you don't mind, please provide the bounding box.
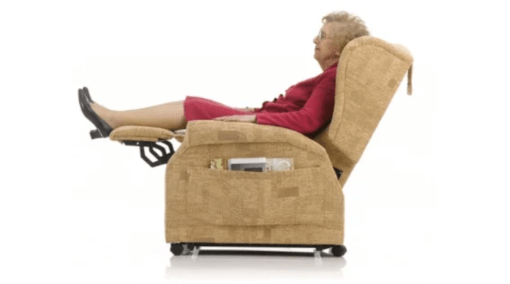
[108,126,185,167]
[123,140,175,167]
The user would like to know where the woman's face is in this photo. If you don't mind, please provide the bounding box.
[313,22,343,63]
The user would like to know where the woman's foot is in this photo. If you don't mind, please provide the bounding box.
[78,89,115,139]
[90,102,116,128]
[82,86,94,103]
[81,86,116,128]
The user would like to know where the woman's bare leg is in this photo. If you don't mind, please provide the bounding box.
[90,101,187,131]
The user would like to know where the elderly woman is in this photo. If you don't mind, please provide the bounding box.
[79,11,369,139]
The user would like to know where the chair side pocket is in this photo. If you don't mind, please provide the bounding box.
[185,167,326,226]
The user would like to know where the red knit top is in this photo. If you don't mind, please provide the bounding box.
[254,62,338,138]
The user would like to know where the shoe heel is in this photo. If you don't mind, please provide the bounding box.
[90,129,103,139]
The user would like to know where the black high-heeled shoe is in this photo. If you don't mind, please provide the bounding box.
[80,87,103,138]
[78,89,112,139]
[82,86,94,103]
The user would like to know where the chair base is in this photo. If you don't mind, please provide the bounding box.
[170,242,347,257]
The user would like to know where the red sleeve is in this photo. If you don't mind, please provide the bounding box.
[255,73,336,135]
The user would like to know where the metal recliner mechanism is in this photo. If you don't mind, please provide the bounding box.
[122,140,175,167]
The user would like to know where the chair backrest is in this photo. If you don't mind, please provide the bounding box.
[313,36,414,187]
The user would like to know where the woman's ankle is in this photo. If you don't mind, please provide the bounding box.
[90,103,118,129]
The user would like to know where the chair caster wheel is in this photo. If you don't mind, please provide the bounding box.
[187,244,195,251]
[170,243,184,256]
[331,245,347,257]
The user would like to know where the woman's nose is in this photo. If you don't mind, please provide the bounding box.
[313,36,319,44]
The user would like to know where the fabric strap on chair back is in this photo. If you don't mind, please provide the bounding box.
[313,36,413,186]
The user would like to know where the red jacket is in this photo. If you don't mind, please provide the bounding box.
[254,62,338,138]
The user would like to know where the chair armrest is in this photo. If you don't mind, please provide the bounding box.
[183,120,326,156]
[109,126,185,142]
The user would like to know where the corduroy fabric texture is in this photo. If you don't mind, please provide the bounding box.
[107,36,413,246]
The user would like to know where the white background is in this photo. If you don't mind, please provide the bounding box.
[0,0,508,283]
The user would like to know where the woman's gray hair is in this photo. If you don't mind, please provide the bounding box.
[322,11,370,53]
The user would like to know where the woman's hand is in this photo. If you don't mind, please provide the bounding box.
[213,114,257,123]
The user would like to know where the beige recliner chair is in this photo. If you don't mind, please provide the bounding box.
[108,36,414,257]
